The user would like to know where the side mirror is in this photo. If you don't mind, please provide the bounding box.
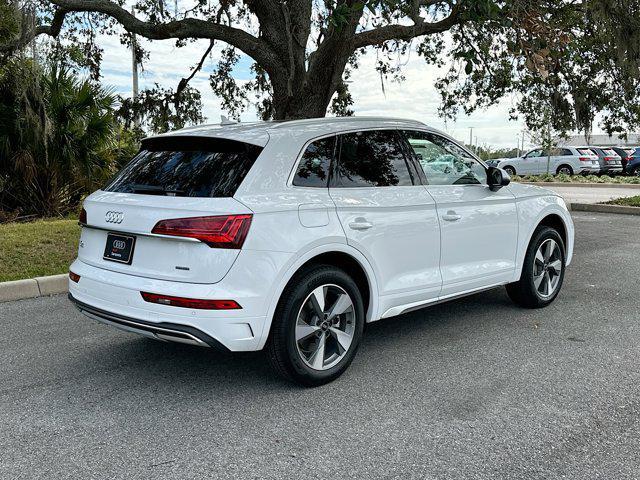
[487,166,511,191]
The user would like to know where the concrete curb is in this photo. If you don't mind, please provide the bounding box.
[570,203,640,215]
[0,274,68,303]
[521,182,640,189]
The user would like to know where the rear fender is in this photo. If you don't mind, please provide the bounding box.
[256,243,379,350]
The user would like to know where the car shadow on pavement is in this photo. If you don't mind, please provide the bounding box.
[78,286,520,394]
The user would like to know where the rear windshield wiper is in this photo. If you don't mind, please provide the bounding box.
[130,184,186,196]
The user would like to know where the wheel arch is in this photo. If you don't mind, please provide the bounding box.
[537,213,568,249]
[556,164,574,175]
[257,243,380,350]
[513,197,574,282]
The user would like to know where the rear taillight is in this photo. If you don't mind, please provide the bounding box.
[604,157,615,162]
[140,292,241,310]
[579,157,591,162]
[69,271,81,283]
[151,214,252,249]
[79,208,87,225]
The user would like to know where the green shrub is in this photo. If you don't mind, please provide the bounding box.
[512,173,640,184]
[0,59,135,218]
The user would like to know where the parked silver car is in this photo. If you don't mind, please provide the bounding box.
[584,146,624,175]
[498,147,600,176]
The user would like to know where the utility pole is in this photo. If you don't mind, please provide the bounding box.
[131,7,139,100]
[469,127,473,150]
[131,7,139,128]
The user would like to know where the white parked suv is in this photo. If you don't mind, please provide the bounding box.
[69,118,574,386]
[498,147,600,176]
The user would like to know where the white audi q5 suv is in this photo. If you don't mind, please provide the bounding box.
[69,117,574,386]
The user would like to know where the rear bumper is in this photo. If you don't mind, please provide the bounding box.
[578,166,600,173]
[626,163,639,174]
[68,248,292,351]
[69,293,229,350]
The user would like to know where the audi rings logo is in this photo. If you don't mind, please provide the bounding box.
[105,211,124,224]
[113,240,126,249]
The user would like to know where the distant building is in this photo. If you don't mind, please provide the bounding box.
[562,133,640,147]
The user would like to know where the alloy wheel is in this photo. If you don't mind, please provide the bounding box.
[533,239,562,298]
[295,284,356,371]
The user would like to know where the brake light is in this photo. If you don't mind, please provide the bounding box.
[604,157,615,162]
[69,271,81,283]
[579,157,591,162]
[151,214,252,249]
[79,208,87,225]
[140,292,241,310]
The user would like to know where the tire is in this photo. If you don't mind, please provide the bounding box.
[506,226,566,309]
[503,166,516,176]
[266,265,365,387]
[633,167,640,177]
[556,165,573,175]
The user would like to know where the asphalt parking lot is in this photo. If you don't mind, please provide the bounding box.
[1,211,639,479]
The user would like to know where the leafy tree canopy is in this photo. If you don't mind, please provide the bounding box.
[2,0,640,140]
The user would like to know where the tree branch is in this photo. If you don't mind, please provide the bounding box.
[175,40,214,102]
[352,4,463,48]
[0,7,68,54]
[37,0,282,72]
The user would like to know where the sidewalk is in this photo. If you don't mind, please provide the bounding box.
[528,184,639,204]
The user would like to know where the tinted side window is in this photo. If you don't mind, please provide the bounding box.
[402,130,486,186]
[293,136,335,187]
[334,130,413,187]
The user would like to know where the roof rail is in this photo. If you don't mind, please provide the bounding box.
[269,116,424,129]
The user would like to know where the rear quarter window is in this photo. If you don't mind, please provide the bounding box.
[292,136,336,187]
[105,136,262,197]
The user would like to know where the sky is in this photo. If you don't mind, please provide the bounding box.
[98,25,531,149]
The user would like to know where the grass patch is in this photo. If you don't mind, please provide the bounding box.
[602,195,640,207]
[512,173,640,184]
[0,218,80,282]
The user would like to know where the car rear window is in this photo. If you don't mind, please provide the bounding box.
[578,148,595,156]
[104,136,262,197]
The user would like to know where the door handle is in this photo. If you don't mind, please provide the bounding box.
[442,211,461,222]
[349,219,373,231]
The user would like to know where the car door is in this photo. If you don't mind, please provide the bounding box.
[329,129,442,306]
[400,130,518,297]
[523,149,545,174]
